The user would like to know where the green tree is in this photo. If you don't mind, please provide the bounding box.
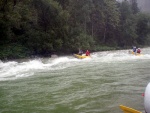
[136,13,150,45]
[130,0,139,14]
[117,0,138,47]
[90,0,120,46]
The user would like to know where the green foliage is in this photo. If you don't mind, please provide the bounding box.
[0,0,150,60]
[117,1,138,46]
[0,44,29,59]
[24,29,54,55]
[93,45,116,51]
[119,1,132,22]
[136,13,150,45]
[145,34,150,45]
[130,0,139,14]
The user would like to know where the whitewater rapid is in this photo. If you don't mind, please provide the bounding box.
[1,48,150,81]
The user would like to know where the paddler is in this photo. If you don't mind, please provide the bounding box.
[132,46,137,54]
[78,49,83,55]
[137,48,141,54]
[85,50,90,56]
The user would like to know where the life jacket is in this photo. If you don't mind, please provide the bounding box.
[137,49,141,53]
[133,47,136,52]
[79,50,83,54]
[85,50,90,56]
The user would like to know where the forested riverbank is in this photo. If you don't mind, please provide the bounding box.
[0,0,150,60]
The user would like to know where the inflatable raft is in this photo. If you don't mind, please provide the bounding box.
[74,54,90,59]
[144,82,150,113]
[128,51,143,56]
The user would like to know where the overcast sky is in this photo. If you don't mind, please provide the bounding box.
[116,0,150,12]
[137,0,150,12]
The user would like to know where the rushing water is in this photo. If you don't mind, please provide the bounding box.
[1,48,150,113]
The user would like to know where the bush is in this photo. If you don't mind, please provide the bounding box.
[0,44,29,60]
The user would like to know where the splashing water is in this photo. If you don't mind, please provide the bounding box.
[0,48,150,81]
[0,48,150,113]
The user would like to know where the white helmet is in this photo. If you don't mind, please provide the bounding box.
[144,83,150,113]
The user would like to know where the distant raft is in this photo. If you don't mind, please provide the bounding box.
[74,54,90,59]
[119,105,142,113]
[128,51,143,56]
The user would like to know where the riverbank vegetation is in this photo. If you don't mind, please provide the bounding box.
[0,0,150,59]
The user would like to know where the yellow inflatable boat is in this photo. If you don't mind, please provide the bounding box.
[128,51,143,56]
[74,54,90,59]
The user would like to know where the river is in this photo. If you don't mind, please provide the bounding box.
[0,48,150,113]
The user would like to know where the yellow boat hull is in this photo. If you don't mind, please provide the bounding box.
[128,51,143,56]
[74,54,90,59]
[119,105,142,113]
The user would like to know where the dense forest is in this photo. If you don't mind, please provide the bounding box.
[0,0,150,59]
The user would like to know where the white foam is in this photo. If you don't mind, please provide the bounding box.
[0,59,43,81]
[1,48,150,81]
[0,57,78,81]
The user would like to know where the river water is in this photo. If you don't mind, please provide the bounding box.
[0,48,150,113]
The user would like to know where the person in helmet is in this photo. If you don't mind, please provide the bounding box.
[137,48,141,54]
[78,49,83,55]
[132,46,137,53]
[85,50,90,56]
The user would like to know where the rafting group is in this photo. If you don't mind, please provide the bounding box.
[129,46,142,56]
[74,46,143,59]
[74,49,91,59]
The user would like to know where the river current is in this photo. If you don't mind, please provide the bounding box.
[0,48,150,113]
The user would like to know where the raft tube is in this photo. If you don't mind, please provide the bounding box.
[74,54,90,59]
[144,82,150,113]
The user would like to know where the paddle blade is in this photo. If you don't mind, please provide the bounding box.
[119,105,142,113]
